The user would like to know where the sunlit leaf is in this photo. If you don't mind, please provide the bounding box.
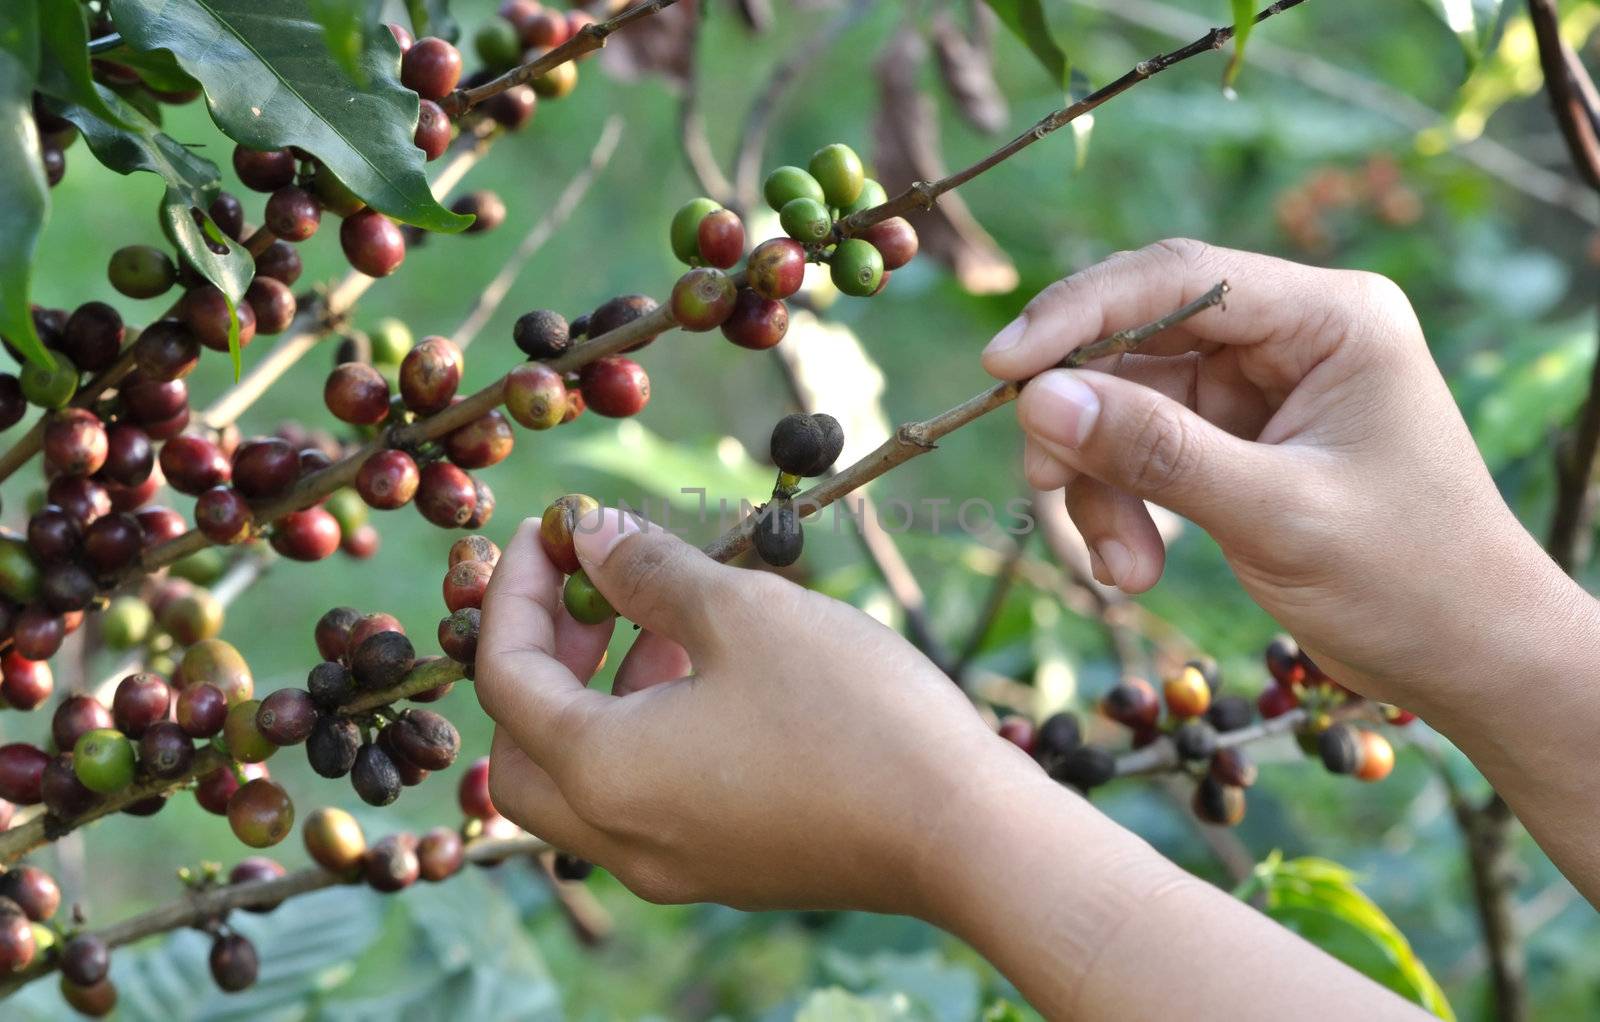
[981,0,1068,89]
[0,3,56,371]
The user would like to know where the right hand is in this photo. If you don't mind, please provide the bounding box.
[981,239,1572,711]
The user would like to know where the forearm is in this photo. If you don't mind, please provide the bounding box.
[921,761,1423,1019]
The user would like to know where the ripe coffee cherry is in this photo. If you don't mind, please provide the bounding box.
[539,494,599,575]
[195,486,252,545]
[1163,666,1211,719]
[1209,746,1259,788]
[443,559,493,612]
[0,900,34,973]
[1317,721,1363,775]
[228,777,294,847]
[352,743,402,806]
[62,302,124,372]
[1101,678,1160,730]
[589,293,661,350]
[861,216,919,271]
[562,570,614,624]
[42,760,91,822]
[246,275,303,335]
[721,288,788,350]
[1356,731,1395,782]
[763,165,826,212]
[445,409,514,469]
[0,866,59,923]
[1051,744,1116,791]
[101,422,154,487]
[366,833,420,891]
[349,612,404,650]
[1032,711,1083,770]
[61,975,117,1017]
[107,245,176,299]
[112,673,170,738]
[210,191,246,238]
[352,630,415,690]
[829,238,884,297]
[229,856,288,912]
[232,145,296,192]
[82,513,141,575]
[417,827,464,881]
[997,716,1036,754]
[307,715,362,778]
[307,660,355,710]
[256,687,318,746]
[458,756,495,819]
[314,606,361,662]
[26,506,79,563]
[747,238,807,300]
[0,374,23,429]
[175,286,254,355]
[20,357,78,409]
[399,336,462,413]
[1172,720,1218,762]
[450,535,500,569]
[340,209,406,277]
[209,933,259,992]
[751,501,803,567]
[697,209,745,269]
[465,477,496,530]
[401,36,462,100]
[49,478,110,530]
[53,695,113,753]
[357,449,420,509]
[40,562,94,613]
[61,935,109,987]
[120,373,188,425]
[484,82,537,128]
[780,197,832,244]
[670,197,721,265]
[140,721,195,778]
[72,729,135,794]
[1193,776,1247,826]
[504,362,568,430]
[0,744,49,804]
[254,239,303,285]
[178,638,255,705]
[231,437,300,500]
[270,507,342,561]
[809,143,865,207]
[174,684,226,739]
[439,607,480,664]
[670,267,738,331]
[1264,634,1303,686]
[160,434,230,495]
[578,356,649,417]
[415,461,477,528]
[263,185,322,241]
[13,608,65,663]
[389,709,460,771]
[454,190,506,233]
[304,806,367,872]
[520,5,568,46]
[194,762,261,815]
[511,309,569,360]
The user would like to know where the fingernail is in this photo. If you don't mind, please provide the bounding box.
[1096,540,1134,588]
[1033,371,1100,448]
[573,508,643,566]
[984,316,1027,356]
[1087,547,1112,586]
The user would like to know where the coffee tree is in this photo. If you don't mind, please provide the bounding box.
[0,0,1584,1016]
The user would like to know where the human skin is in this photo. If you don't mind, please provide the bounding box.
[476,240,1600,1018]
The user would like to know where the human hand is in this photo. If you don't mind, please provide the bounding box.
[473,510,1032,916]
[983,239,1571,710]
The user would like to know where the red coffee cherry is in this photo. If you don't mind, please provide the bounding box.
[453,190,506,233]
[62,301,124,372]
[176,683,229,738]
[1101,678,1160,730]
[100,423,153,487]
[256,687,317,746]
[1256,683,1298,719]
[195,761,266,816]
[244,276,297,336]
[398,336,463,414]
[180,284,257,354]
[12,608,66,663]
[747,238,806,300]
[438,607,479,664]
[0,899,35,973]
[340,209,406,278]
[135,318,201,380]
[253,240,303,285]
[0,865,60,922]
[232,145,296,192]
[324,362,391,425]
[263,185,321,242]
[444,409,514,469]
[349,612,404,652]
[209,191,245,239]
[120,373,188,424]
[160,434,231,495]
[464,478,495,530]
[47,476,110,527]
[195,485,253,544]
[0,375,24,430]
[720,289,788,350]
[670,267,737,331]
[400,37,462,101]
[342,524,380,559]
[314,607,362,662]
[861,216,919,270]
[40,562,95,613]
[52,694,113,753]
[140,720,196,779]
[443,559,493,612]
[449,535,500,568]
[578,356,649,418]
[696,209,745,269]
[41,753,95,818]
[415,461,477,528]
[270,507,342,561]
[43,408,108,478]
[209,932,260,991]
[503,363,568,430]
[457,756,495,819]
[414,99,451,161]
[111,672,170,738]
[417,827,464,881]
[538,494,599,574]
[386,22,413,50]
[231,437,300,499]
[27,506,81,563]
[133,505,186,550]
[365,832,420,891]
[997,716,1036,755]
[484,84,536,130]
[356,449,420,509]
[60,934,110,988]
[0,744,50,804]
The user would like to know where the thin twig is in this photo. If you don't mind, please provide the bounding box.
[951,515,1030,679]
[676,7,736,207]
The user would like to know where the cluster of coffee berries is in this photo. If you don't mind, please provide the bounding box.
[536,495,613,624]
[473,2,596,96]
[747,413,845,568]
[0,864,64,991]
[511,294,661,420]
[1257,635,1404,783]
[439,535,495,670]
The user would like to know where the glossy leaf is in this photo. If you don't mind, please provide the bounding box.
[94,45,200,95]
[1416,0,1510,66]
[310,0,385,85]
[54,85,253,375]
[36,2,134,129]
[405,0,459,43]
[981,0,1068,89]
[0,3,56,371]
[106,0,470,233]
[1223,0,1254,90]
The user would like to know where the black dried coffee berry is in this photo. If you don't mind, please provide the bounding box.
[351,630,415,690]
[307,660,355,709]
[351,742,402,806]
[1172,720,1218,762]
[1033,711,1082,768]
[1317,721,1363,775]
[388,709,460,771]
[1205,694,1253,733]
[751,501,803,567]
[306,715,361,778]
[769,413,823,476]
[1050,744,1116,792]
[512,309,570,360]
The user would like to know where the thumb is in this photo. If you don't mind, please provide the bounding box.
[571,507,740,649]
[1016,368,1279,535]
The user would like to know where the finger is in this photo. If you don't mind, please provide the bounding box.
[1015,368,1280,538]
[571,506,745,653]
[1065,475,1166,594]
[981,239,1371,382]
[475,517,610,762]
[611,630,693,696]
[489,729,614,859]
[1023,437,1075,492]
[553,599,615,683]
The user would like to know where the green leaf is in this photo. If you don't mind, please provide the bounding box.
[0,4,57,371]
[981,0,1069,90]
[36,2,136,129]
[53,85,254,376]
[1223,0,1254,90]
[405,0,459,44]
[106,0,470,233]
[1237,854,1455,1019]
[1416,0,1510,67]
[94,45,200,95]
[310,0,385,85]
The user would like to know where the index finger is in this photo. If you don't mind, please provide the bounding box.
[979,238,1367,381]
[475,517,611,765]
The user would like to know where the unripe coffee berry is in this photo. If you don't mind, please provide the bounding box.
[578,356,649,418]
[357,449,420,509]
[512,309,569,360]
[779,197,832,244]
[415,461,478,528]
[224,699,277,764]
[401,36,463,100]
[763,165,825,212]
[539,493,600,574]
[829,238,884,297]
[304,806,367,872]
[108,244,176,299]
[324,362,391,425]
[504,362,568,430]
[227,777,293,847]
[531,60,577,99]
[72,729,135,794]
[340,209,406,278]
[670,267,738,331]
[840,177,888,216]
[669,197,721,265]
[563,570,615,624]
[20,357,78,409]
[398,335,463,413]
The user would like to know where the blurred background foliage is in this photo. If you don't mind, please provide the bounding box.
[7,0,1600,1017]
